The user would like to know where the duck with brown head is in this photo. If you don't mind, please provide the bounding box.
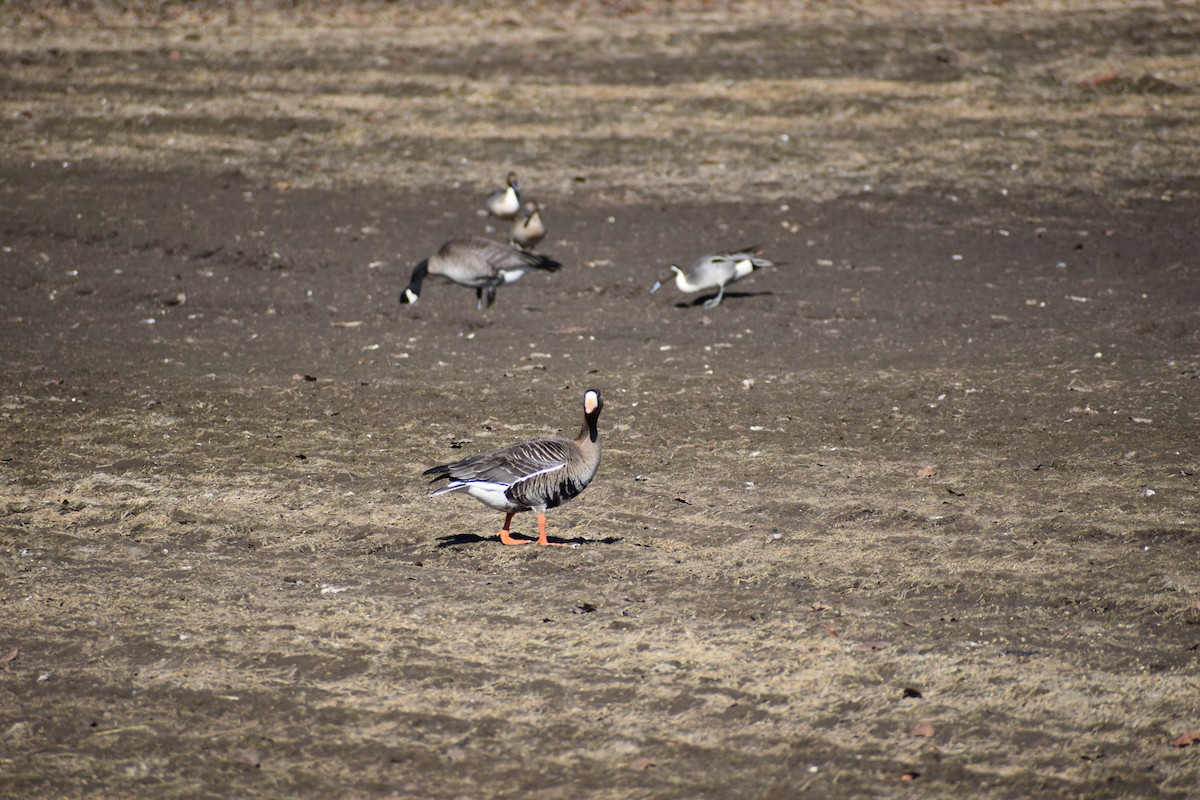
[650,246,773,307]
[484,172,522,220]
[509,200,546,251]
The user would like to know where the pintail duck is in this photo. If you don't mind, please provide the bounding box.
[400,237,562,310]
[509,200,546,251]
[650,246,773,307]
[423,389,604,547]
[484,172,522,220]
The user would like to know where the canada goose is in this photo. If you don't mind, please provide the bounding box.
[484,172,522,219]
[400,237,562,309]
[509,200,546,251]
[424,389,604,547]
[650,246,773,307]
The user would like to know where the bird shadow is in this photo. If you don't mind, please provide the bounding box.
[434,532,623,549]
[675,289,774,308]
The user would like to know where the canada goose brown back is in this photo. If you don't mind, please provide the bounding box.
[423,389,603,546]
[400,237,562,309]
[484,171,522,219]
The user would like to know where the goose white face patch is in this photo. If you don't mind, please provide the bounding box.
[584,390,600,414]
[404,288,419,304]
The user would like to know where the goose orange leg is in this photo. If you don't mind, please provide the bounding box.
[536,513,568,547]
[498,512,528,546]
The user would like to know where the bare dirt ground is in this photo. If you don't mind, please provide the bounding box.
[2,2,1199,797]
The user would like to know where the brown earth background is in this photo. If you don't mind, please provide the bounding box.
[2,1,1199,798]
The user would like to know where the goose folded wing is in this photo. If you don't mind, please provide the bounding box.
[490,439,571,486]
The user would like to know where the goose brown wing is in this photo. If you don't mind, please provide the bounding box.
[466,237,561,273]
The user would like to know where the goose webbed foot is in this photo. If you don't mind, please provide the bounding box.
[498,512,529,546]
[536,513,568,547]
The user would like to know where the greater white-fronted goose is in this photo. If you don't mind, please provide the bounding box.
[400,237,562,309]
[484,172,522,219]
[650,246,773,307]
[509,200,546,251]
[423,389,604,547]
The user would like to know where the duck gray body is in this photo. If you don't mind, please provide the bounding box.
[650,246,773,307]
[400,236,562,309]
[423,389,603,546]
[484,172,522,219]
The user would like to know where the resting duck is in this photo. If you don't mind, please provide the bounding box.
[400,237,561,309]
[423,389,604,547]
[509,200,546,251]
[484,172,523,220]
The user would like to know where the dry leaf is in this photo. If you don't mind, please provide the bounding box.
[0,648,18,663]
[823,625,839,638]
[900,770,921,782]
[810,602,833,612]
[915,465,937,478]
[630,756,656,771]
[911,724,935,738]
[1171,731,1200,748]
[234,748,261,768]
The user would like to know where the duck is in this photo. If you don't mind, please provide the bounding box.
[423,389,604,547]
[484,172,522,220]
[509,200,546,251]
[650,246,773,307]
[400,237,562,310]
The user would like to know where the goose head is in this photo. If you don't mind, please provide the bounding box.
[400,259,429,305]
[649,265,684,294]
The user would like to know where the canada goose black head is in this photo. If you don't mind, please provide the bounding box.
[400,259,429,304]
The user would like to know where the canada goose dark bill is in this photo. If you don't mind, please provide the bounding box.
[650,246,772,307]
[484,171,522,220]
[400,236,562,310]
[423,389,603,547]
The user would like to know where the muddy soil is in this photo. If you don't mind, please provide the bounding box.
[2,3,1199,798]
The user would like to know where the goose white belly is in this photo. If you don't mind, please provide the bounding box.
[434,480,521,512]
[498,268,530,284]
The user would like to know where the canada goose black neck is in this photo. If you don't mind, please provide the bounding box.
[401,259,429,304]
